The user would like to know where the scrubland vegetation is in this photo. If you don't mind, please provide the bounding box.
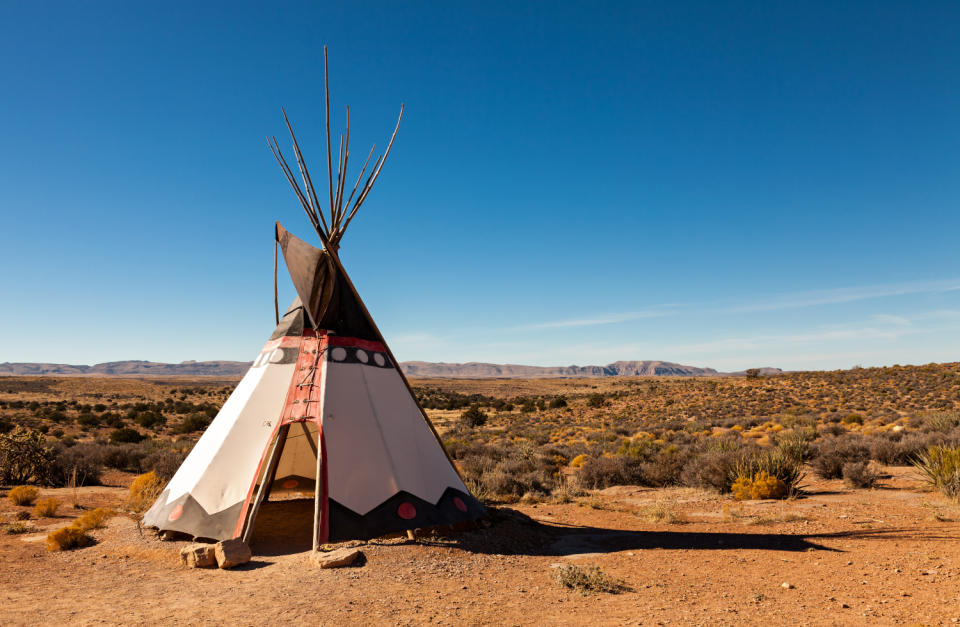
[2,364,960,507]
[427,363,960,504]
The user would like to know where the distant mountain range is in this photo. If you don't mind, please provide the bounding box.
[0,359,782,379]
[0,360,252,377]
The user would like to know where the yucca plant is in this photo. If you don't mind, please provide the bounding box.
[729,447,804,499]
[913,445,960,501]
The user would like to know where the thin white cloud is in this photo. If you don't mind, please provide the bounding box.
[510,277,960,331]
[725,278,960,313]
[518,309,672,330]
[871,314,911,326]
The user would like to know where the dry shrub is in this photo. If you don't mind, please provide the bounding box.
[914,445,960,501]
[922,411,960,433]
[125,471,165,513]
[8,485,39,506]
[14,510,30,521]
[456,442,557,502]
[555,564,627,595]
[34,497,60,517]
[681,450,739,492]
[577,455,641,489]
[46,526,93,551]
[46,507,116,551]
[811,435,869,479]
[3,521,30,535]
[843,462,880,489]
[639,500,687,524]
[551,474,586,503]
[73,507,115,531]
[732,471,789,500]
[730,448,804,498]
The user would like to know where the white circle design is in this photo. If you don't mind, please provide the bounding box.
[356,349,369,363]
[269,348,284,363]
[331,347,347,361]
[373,353,386,367]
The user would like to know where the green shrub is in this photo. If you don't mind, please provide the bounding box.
[460,404,488,428]
[109,428,145,444]
[172,413,212,434]
[586,393,606,408]
[0,428,55,485]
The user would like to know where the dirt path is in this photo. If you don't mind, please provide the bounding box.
[2,467,959,626]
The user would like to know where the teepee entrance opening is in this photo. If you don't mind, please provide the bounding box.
[245,423,321,554]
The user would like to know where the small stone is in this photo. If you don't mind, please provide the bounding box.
[179,543,216,568]
[781,583,794,589]
[312,547,362,569]
[840,603,850,609]
[214,538,251,569]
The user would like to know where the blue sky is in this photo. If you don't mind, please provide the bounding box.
[1,2,958,371]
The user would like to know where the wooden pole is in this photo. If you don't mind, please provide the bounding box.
[323,46,335,232]
[240,424,289,544]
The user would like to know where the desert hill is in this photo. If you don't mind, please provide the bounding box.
[0,359,781,378]
[401,360,727,378]
[0,360,251,377]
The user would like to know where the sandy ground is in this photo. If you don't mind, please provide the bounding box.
[2,467,959,626]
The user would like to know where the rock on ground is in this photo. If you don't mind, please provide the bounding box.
[311,547,362,569]
[215,539,251,569]
[179,543,216,568]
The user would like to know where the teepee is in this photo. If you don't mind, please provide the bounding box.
[143,49,484,547]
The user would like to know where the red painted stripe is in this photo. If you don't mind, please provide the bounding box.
[326,335,387,352]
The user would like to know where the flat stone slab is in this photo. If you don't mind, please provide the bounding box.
[311,547,362,569]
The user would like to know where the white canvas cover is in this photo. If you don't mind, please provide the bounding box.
[321,344,467,515]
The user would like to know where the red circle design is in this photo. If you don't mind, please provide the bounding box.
[282,479,299,489]
[397,502,417,520]
[453,497,468,512]
[168,504,183,521]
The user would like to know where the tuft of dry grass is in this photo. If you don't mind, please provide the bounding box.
[555,564,628,595]
[3,521,30,535]
[638,500,688,524]
[46,526,93,551]
[8,485,39,506]
[125,471,165,513]
[45,507,116,552]
[34,497,60,517]
[73,507,115,531]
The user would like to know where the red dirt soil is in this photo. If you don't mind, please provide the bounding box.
[2,467,959,626]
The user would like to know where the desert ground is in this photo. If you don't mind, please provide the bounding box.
[2,366,960,625]
[1,468,958,625]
